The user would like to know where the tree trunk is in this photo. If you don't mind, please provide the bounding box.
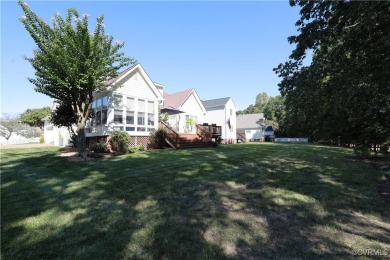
[77,120,87,157]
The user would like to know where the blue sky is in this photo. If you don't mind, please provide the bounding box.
[1,0,301,114]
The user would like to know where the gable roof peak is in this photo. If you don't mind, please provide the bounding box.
[104,63,140,86]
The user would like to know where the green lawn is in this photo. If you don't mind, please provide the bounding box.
[1,143,389,259]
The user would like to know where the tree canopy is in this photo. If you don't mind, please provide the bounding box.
[274,1,390,147]
[50,101,78,135]
[237,92,270,115]
[19,0,135,154]
[19,106,51,131]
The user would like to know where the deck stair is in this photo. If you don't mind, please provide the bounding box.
[176,134,212,149]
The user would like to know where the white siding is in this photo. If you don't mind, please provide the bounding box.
[44,120,72,146]
[179,93,205,133]
[114,71,159,100]
[204,98,237,143]
[225,98,237,143]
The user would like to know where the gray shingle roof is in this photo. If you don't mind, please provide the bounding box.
[236,113,265,129]
[202,97,231,109]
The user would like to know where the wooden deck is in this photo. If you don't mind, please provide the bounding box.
[159,122,221,149]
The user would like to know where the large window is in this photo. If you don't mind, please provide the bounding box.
[126,111,134,124]
[147,114,154,126]
[91,100,97,127]
[148,101,155,126]
[102,96,108,125]
[126,97,135,131]
[138,112,145,125]
[90,96,108,127]
[111,97,157,133]
[138,99,145,113]
[114,110,123,124]
[114,95,123,124]
[138,99,146,126]
[127,97,135,111]
[96,110,102,125]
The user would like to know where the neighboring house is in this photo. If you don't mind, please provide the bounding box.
[236,113,266,142]
[43,117,72,146]
[85,63,164,147]
[43,102,76,147]
[161,89,207,134]
[202,97,237,144]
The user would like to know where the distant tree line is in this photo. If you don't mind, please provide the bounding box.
[274,1,390,151]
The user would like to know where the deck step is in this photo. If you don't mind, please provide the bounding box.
[178,143,212,148]
[176,134,212,149]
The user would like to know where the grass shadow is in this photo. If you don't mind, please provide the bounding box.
[1,144,389,258]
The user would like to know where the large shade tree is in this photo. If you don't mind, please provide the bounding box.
[274,1,390,147]
[19,106,51,131]
[50,101,78,136]
[19,0,134,154]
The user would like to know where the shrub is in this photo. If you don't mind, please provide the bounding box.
[111,130,131,152]
[89,140,109,153]
[128,145,145,153]
[39,136,44,143]
[150,128,167,148]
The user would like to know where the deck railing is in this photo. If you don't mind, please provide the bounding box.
[198,124,222,137]
[159,121,179,148]
[237,132,246,143]
[196,124,222,144]
[196,124,213,143]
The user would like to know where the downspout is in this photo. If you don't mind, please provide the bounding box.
[224,105,227,142]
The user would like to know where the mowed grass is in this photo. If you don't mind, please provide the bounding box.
[1,143,389,259]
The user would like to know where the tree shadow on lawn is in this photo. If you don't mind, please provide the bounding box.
[1,144,390,259]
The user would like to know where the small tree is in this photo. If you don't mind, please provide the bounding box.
[0,114,23,142]
[186,118,195,131]
[19,1,134,155]
[19,107,51,131]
